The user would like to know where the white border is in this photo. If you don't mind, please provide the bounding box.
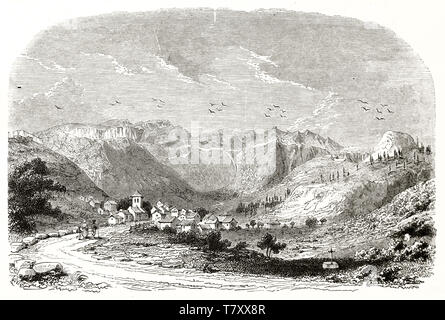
[0,0,444,299]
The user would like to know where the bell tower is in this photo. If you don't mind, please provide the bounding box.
[130,191,143,208]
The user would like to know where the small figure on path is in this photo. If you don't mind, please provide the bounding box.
[92,219,99,238]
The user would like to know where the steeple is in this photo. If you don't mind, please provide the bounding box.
[130,191,143,208]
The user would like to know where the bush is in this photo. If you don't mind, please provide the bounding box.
[396,241,433,262]
[170,231,205,247]
[233,241,248,251]
[378,266,402,283]
[257,233,287,258]
[305,217,318,228]
[392,218,435,238]
[162,226,176,234]
[206,231,231,251]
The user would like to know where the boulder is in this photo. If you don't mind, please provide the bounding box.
[9,254,24,267]
[22,237,37,246]
[58,229,69,237]
[10,242,26,253]
[15,259,36,270]
[18,268,36,280]
[48,232,59,238]
[92,255,112,261]
[33,262,64,274]
[161,259,184,268]
[322,261,339,269]
[35,233,49,240]
[357,265,378,279]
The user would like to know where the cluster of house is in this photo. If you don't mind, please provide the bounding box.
[80,191,239,233]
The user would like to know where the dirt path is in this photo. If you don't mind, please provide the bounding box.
[23,226,359,292]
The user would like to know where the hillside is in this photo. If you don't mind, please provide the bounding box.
[8,136,106,198]
[231,133,433,225]
[36,124,210,207]
[8,136,109,233]
[36,121,345,196]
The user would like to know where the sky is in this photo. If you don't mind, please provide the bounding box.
[8,9,435,148]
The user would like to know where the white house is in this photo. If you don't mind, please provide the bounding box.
[177,219,197,233]
[170,208,179,217]
[108,213,123,226]
[186,212,201,224]
[220,216,238,230]
[159,216,178,230]
[177,209,188,221]
[89,199,101,209]
[152,211,166,224]
[104,200,118,212]
[201,214,220,230]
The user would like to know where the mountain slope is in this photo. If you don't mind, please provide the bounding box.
[8,136,106,198]
[36,124,206,207]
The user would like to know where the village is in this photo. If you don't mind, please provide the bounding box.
[79,191,239,234]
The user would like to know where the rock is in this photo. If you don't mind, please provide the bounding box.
[69,271,88,282]
[33,262,64,274]
[48,232,59,238]
[10,242,26,253]
[161,259,184,268]
[22,237,38,246]
[92,255,112,261]
[15,259,36,270]
[35,233,49,240]
[18,268,36,280]
[322,261,339,269]
[357,265,378,279]
[58,229,69,237]
[113,256,133,262]
[9,254,24,266]
[96,282,110,289]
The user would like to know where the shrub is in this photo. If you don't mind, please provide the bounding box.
[233,241,248,251]
[206,231,231,251]
[170,231,205,247]
[305,217,318,228]
[378,266,402,283]
[257,233,287,258]
[392,218,435,239]
[162,226,176,234]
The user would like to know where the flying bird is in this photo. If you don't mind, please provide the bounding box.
[209,102,217,107]
[361,106,370,111]
[115,100,121,104]
[209,109,216,114]
[376,108,382,114]
[381,104,388,107]
[357,99,368,104]
[273,104,280,108]
[16,86,22,89]
[54,105,63,110]
[266,107,273,111]
[216,106,223,112]
[156,104,163,109]
[281,109,287,113]
[264,113,271,118]
[280,114,287,118]
[159,99,165,104]
[387,108,394,113]
[221,102,228,107]
[376,116,385,120]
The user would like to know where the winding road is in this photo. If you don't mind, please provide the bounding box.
[23,226,359,292]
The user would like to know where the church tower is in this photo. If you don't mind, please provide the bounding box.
[130,191,143,208]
